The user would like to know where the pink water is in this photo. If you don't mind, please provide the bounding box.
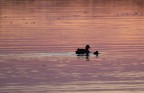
[0,0,144,93]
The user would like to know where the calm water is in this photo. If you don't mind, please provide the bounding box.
[0,0,144,93]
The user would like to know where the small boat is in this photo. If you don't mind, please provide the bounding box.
[75,45,90,55]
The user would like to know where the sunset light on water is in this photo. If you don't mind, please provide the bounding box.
[0,0,144,93]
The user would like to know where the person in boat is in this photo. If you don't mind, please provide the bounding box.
[75,45,91,55]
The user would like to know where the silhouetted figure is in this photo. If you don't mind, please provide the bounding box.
[94,51,100,58]
[75,45,91,56]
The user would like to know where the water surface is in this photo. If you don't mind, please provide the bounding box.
[0,0,144,93]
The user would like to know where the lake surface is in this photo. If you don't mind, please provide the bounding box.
[0,0,144,93]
